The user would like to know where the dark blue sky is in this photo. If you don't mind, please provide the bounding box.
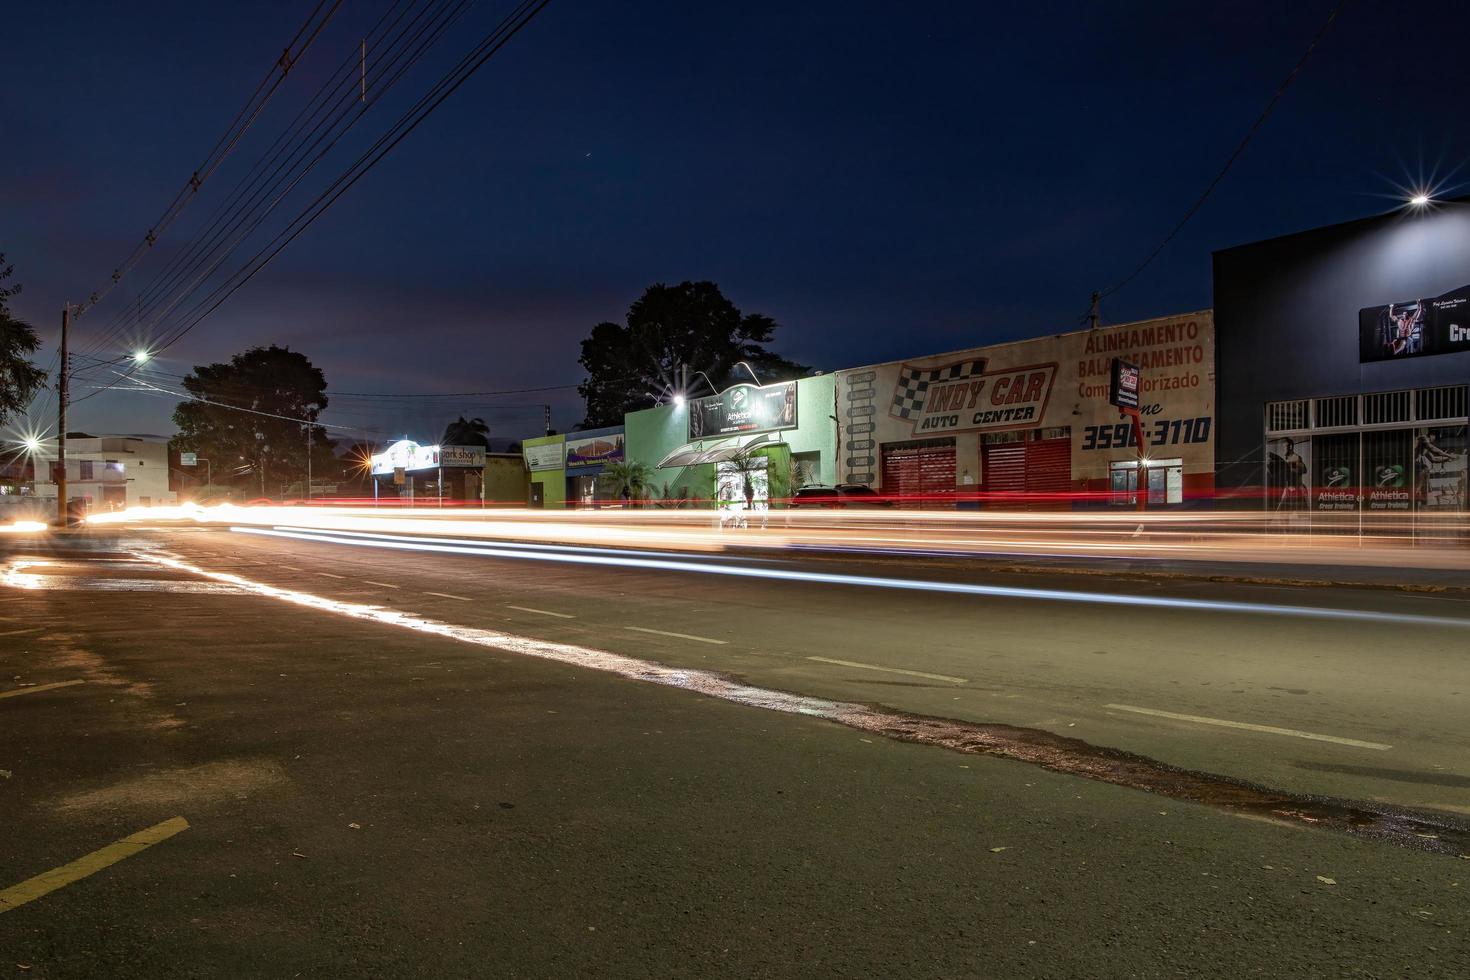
[4,0,1466,443]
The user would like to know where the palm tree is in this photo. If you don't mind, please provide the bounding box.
[441,415,490,448]
[0,255,47,429]
[600,460,653,505]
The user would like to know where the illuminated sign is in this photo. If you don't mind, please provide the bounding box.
[688,382,797,440]
[438,445,486,468]
[1109,358,1140,410]
[566,431,624,469]
[887,359,1057,436]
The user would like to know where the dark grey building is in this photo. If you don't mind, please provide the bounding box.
[1214,198,1470,512]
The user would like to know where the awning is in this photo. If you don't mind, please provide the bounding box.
[656,432,782,468]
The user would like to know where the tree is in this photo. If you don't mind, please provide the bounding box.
[599,459,653,505]
[577,281,810,428]
[441,415,490,448]
[0,254,47,430]
[172,345,333,497]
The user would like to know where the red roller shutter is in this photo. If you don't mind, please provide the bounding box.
[881,440,956,508]
[982,436,1072,507]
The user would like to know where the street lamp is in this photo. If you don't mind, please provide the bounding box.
[132,350,151,364]
[1409,193,1431,207]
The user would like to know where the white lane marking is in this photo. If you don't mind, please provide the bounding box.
[0,627,42,638]
[807,656,967,684]
[230,526,1470,631]
[626,626,727,645]
[279,565,303,572]
[1103,703,1392,751]
[1,680,85,701]
[317,572,346,579]
[362,580,401,589]
[424,591,472,602]
[506,605,574,619]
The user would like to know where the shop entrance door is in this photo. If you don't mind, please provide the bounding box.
[880,439,956,508]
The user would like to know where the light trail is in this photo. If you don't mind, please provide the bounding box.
[83,502,1470,574]
[231,525,1470,630]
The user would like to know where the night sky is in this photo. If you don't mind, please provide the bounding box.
[5,0,1467,446]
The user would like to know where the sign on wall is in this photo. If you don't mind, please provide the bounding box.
[688,382,797,441]
[439,445,486,468]
[523,441,564,471]
[1359,284,1470,363]
[566,432,625,469]
[179,452,198,467]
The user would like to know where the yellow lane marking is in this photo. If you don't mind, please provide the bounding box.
[0,816,189,914]
[807,656,968,684]
[0,680,85,701]
[625,626,727,645]
[506,605,574,619]
[1104,703,1392,750]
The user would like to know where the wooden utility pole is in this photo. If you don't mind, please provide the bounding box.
[56,306,69,526]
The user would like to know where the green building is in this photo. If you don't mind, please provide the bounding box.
[624,374,837,510]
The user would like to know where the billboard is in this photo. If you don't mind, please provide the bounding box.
[566,432,625,469]
[1359,284,1470,362]
[1264,435,1310,511]
[688,382,797,440]
[835,312,1214,490]
[523,441,564,471]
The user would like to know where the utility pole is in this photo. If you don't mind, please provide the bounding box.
[543,405,551,436]
[1088,291,1101,331]
[56,306,69,526]
[306,424,312,501]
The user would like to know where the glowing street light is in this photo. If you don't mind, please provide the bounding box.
[132,350,151,364]
[673,393,686,408]
[23,437,41,452]
[1409,193,1431,207]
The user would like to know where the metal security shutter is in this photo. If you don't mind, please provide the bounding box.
[983,437,1071,503]
[880,440,956,508]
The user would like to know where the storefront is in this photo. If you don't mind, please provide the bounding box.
[369,440,487,502]
[1216,197,1470,510]
[521,433,565,507]
[624,374,837,510]
[834,312,1216,507]
[564,426,625,506]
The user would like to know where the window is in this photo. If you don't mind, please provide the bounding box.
[79,460,94,480]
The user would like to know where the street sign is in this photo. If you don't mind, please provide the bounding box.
[180,452,197,467]
[393,467,406,486]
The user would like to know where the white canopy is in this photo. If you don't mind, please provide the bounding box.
[655,431,782,468]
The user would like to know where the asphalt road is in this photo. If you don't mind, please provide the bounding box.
[2,527,1468,978]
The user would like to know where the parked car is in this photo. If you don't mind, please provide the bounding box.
[789,484,893,508]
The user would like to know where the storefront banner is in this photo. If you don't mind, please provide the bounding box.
[1417,426,1467,511]
[566,432,625,469]
[1359,284,1470,363]
[371,440,442,475]
[523,442,564,471]
[688,382,797,440]
[439,445,486,468]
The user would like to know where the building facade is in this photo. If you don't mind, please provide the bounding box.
[834,312,1216,506]
[32,436,176,511]
[1215,199,1470,512]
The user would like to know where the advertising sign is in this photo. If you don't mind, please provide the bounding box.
[1108,358,1141,410]
[1265,436,1310,511]
[439,445,486,468]
[1416,425,1467,511]
[688,382,797,441]
[1359,284,1470,362]
[566,432,625,469]
[179,452,198,467]
[371,440,440,476]
[523,441,564,471]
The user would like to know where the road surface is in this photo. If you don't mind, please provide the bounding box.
[2,525,1467,977]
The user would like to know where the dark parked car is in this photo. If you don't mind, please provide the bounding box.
[789,484,893,508]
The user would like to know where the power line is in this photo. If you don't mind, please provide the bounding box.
[1098,0,1348,300]
[71,0,344,320]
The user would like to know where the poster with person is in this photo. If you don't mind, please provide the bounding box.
[1415,426,1467,511]
[1265,436,1310,511]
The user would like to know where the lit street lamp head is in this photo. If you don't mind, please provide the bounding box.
[1409,193,1430,207]
[132,350,151,363]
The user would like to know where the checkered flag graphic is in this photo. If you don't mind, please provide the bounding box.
[890,359,986,419]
